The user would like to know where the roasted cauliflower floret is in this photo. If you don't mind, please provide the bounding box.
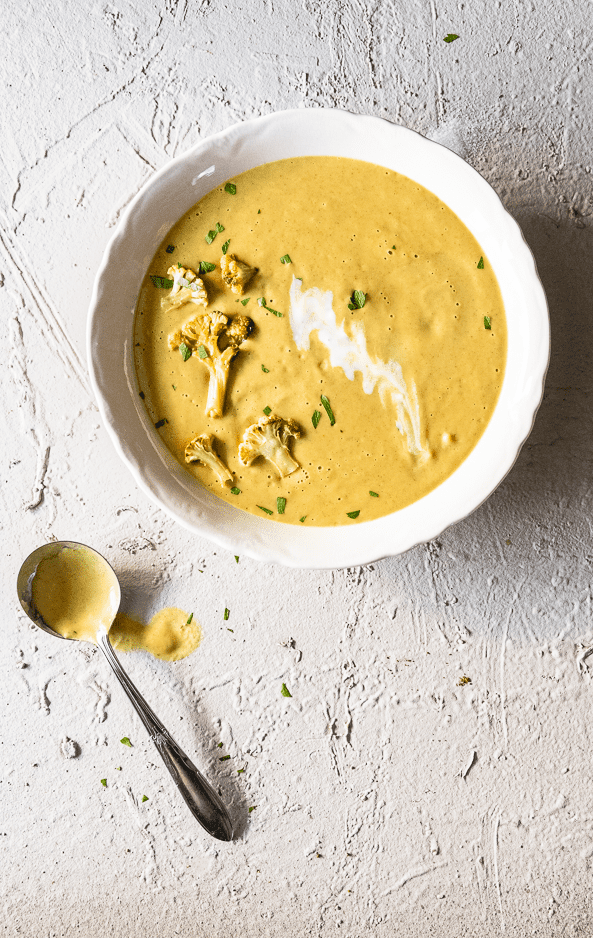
[220,253,257,296]
[238,414,301,478]
[185,434,233,485]
[162,265,208,310]
[168,311,253,418]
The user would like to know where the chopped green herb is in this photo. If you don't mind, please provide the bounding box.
[369,491,379,497]
[199,260,216,274]
[484,316,492,330]
[261,364,269,373]
[241,297,251,306]
[257,209,261,214]
[227,628,234,633]
[280,254,292,264]
[249,805,257,812]
[154,419,166,429]
[235,555,239,563]
[186,613,193,625]
[115,766,122,771]
[150,275,174,289]
[458,675,472,686]
[216,222,225,233]
[197,344,209,359]
[281,683,292,698]
[139,391,145,399]
[205,230,217,244]
[177,262,183,268]
[237,768,245,774]
[217,742,223,748]
[348,290,367,310]
[166,244,175,254]
[220,754,231,761]
[300,516,306,523]
[444,33,459,42]
[221,239,231,254]
[230,487,241,495]
[277,497,286,514]
[312,409,321,429]
[120,737,132,747]
[258,297,282,316]
[141,795,149,802]
[320,394,335,426]
[224,182,237,195]
[477,256,484,269]
[224,608,230,621]
[392,245,396,249]
[346,510,360,519]
[179,343,192,362]
[100,778,107,787]
[172,384,176,390]
[258,505,273,515]
[263,406,272,416]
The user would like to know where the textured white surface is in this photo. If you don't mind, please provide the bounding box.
[2,1,593,935]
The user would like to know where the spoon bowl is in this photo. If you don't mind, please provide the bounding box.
[17,540,120,641]
[17,541,233,842]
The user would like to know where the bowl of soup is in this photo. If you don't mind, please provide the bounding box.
[88,108,549,568]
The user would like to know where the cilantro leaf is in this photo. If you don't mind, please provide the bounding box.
[261,364,269,372]
[166,244,175,254]
[299,516,306,523]
[277,497,286,514]
[197,344,209,359]
[312,409,321,428]
[257,505,273,515]
[263,406,272,416]
[179,343,192,362]
[346,510,360,519]
[220,754,231,761]
[280,254,292,264]
[120,737,132,747]
[235,556,239,563]
[205,230,217,245]
[231,487,241,495]
[100,778,107,787]
[241,297,251,306]
[320,394,335,425]
[141,795,149,802]
[150,275,174,289]
[281,683,292,698]
[216,222,225,233]
[477,256,484,269]
[444,33,459,42]
[224,608,230,621]
[348,290,367,310]
[224,182,237,195]
[484,316,492,330]
[369,491,379,497]
[221,239,231,254]
[186,613,193,625]
[199,260,216,273]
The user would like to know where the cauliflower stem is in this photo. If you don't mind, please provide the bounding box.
[185,434,233,485]
[238,414,301,477]
[169,311,253,418]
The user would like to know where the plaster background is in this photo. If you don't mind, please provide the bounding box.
[2,1,593,935]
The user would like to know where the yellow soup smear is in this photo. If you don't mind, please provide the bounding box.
[31,545,119,643]
[110,608,202,662]
[134,156,507,526]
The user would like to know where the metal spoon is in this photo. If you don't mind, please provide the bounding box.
[17,540,233,842]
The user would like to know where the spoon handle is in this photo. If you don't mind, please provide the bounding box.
[97,632,233,841]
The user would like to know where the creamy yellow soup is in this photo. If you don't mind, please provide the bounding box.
[134,157,506,526]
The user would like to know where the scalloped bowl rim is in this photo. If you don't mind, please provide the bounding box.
[87,108,549,569]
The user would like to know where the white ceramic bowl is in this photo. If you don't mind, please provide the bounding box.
[88,108,549,569]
